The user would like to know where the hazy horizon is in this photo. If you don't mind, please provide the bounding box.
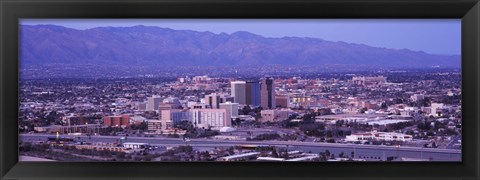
[20,19,461,55]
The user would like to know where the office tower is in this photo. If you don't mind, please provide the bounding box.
[245,81,261,106]
[260,77,276,109]
[146,96,163,111]
[231,81,246,104]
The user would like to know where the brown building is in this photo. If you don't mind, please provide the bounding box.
[103,117,112,126]
[103,115,130,127]
[275,95,289,108]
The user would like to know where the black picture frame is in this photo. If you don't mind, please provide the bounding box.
[1,0,479,179]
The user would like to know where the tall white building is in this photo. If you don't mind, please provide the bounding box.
[220,102,239,119]
[231,81,246,104]
[190,109,231,129]
[147,96,163,112]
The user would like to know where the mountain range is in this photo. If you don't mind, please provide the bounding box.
[20,25,460,68]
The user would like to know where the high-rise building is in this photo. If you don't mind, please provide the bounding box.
[220,102,239,119]
[260,77,275,109]
[231,81,246,104]
[204,93,234,109]
[245,81,261,106]
[147,96,163,111]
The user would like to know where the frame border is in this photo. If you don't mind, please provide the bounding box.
[1,0,479,180]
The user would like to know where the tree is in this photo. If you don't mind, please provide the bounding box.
[133,156,142,161]
[143,154,153,161]
[326,138,335,143]
[138,121,148,131]
[381,103,388,109]
[242,106,252,115]
[330,154,335,159]
[386,156,395,161]
[325,150,331,157]
[227,147,235,155]
[271,149,279,158]
[319,153,327,161]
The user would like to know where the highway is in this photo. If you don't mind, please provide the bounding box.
[446,135,462,149]
[19,134,461,161]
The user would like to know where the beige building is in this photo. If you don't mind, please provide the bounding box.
[231,81,246,104]
[147,96,163,111]
[147,120,162,133]
[260,110,289,122]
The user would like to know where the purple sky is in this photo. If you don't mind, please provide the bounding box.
[20,19,461,55]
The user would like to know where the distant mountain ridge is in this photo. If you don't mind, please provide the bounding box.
[20,25,460,68]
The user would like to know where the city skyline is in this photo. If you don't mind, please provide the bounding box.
[18,19,462,162]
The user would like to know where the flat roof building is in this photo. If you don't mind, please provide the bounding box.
[231,81,246,104]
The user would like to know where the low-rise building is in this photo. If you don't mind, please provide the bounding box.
[75,142,134,153]
[147,120,162,133]
[217,152,260,161]
[260,109,289,122]
[345,131,413,142]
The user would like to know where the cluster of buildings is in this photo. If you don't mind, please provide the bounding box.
[229,77,276,109]
[21,70,462,150]
[134,76,281,132]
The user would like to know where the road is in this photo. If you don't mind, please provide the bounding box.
[19,134,461,161]
[446,135,462,149]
